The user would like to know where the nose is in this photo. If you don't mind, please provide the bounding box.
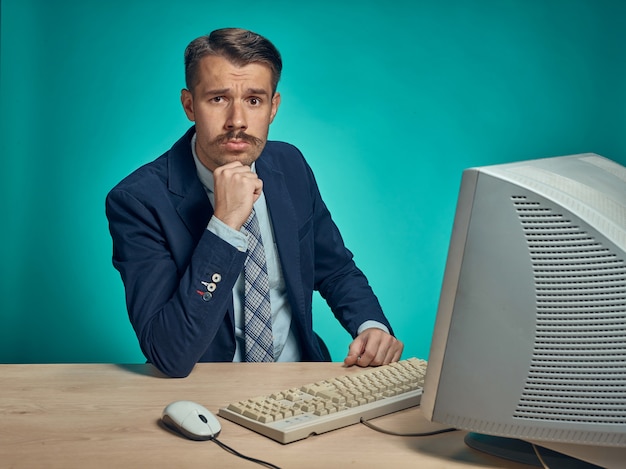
[225,101,247,131]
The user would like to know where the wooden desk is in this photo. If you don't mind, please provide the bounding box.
[0,362,535,468]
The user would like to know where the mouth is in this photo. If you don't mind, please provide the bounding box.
[222,139,251,152]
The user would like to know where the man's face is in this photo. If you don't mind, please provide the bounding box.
[181,55,281,171]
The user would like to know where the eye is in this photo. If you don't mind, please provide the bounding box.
[210,96,225,103]
[248,97,261,106]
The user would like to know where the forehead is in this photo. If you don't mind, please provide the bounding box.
[194,55,273,92]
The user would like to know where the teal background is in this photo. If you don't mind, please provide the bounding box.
[1,0,625,364]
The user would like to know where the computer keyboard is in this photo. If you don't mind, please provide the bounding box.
[218,357,427,444]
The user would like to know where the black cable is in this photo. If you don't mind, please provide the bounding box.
[360,417,458,437]
[211,436,281,469]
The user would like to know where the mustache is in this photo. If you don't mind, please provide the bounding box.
[214,131,264,146]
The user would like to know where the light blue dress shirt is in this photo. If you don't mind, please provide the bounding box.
[191,134,387,362]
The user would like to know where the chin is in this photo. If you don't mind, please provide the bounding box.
[226,150,262,166]
[229,154,256,166]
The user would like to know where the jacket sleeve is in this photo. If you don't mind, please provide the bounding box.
[295,155,394,338]
[105,186,246,377]
[314,203,393,337]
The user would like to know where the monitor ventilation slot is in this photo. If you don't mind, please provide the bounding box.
[510,195,626,425]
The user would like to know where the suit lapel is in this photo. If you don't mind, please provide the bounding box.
[176,178,213,242]
[167,127,214,242]
[258,158,306,318]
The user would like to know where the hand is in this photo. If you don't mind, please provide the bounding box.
[344,328,404,367]
[212,162,263,230]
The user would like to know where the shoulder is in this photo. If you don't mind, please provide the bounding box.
[107,128,195,200]
[263,140,304,159]
[260,140,313,175]
[106,152,169,207]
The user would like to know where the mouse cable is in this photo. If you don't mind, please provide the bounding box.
[360,417,458,437]
[211,436,281,469]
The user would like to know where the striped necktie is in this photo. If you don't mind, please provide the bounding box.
[241,209,274,362]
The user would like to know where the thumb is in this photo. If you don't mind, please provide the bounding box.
[344,336,366,366]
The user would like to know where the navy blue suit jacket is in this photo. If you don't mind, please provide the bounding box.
[106,127,392,377]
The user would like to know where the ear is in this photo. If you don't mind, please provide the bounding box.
[269,92,281,124]
[181,89,195,121]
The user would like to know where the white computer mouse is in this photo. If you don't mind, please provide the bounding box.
[162,400,221,441]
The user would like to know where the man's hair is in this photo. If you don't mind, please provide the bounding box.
[184,28,282,94]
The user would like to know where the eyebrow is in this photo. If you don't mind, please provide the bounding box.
[201,87,270,97]
[247,88,270,96]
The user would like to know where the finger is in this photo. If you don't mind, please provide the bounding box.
[343,337,365,367]
[213,161,245,177]
[393,339,404,362]
[380,338,403,365]
[355,338,381,367]
[252,178,263,202]
[360,331,400,367]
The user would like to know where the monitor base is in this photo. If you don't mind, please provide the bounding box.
[464,433,603,469]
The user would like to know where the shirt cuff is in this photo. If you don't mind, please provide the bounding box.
[357,320,390,335]
[207,216,248,252]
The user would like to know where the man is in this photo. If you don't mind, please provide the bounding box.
[106,28,403,378]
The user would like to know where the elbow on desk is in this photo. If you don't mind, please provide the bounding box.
[165,366,194,378]
[145,350,195,378]
[139,333,200,378]
[150,360,194,378]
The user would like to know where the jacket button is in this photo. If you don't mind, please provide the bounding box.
[212,273,222,283]
[202,292,213,301]
[206,282,216,292]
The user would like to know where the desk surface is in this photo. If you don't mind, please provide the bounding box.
[0,362,536,468]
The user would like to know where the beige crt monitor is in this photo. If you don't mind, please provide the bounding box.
[421,153,626,468]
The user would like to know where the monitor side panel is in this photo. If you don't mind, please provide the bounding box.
[423,171,540,424]
[423,163,626,447]
[421,168,479,417]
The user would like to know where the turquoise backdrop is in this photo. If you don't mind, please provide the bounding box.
[1,0,625,364]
